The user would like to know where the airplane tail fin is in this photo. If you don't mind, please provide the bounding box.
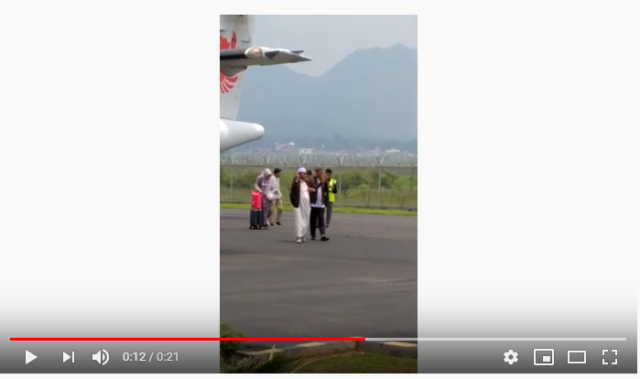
[220,15,255,120]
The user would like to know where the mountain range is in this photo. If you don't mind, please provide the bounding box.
[235,43,417,151]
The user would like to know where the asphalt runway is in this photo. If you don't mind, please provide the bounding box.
[220,208,417,347]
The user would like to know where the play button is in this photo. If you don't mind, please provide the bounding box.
[25,350,37,365]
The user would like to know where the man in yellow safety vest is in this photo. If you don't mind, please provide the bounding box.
[325,168,338,229]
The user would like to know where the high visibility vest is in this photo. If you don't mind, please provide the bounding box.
[328,178,337,203]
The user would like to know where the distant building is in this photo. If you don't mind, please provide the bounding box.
[275,141,298,153]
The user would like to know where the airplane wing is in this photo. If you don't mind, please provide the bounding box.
[220,47,311,77]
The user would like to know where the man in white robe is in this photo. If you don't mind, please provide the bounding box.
[290,167,312,243]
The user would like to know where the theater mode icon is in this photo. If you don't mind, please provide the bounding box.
[534,349,554,366]
[567,350,587,364]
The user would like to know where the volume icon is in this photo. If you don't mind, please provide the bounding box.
[92,349,109,365]
[62,351,75,363]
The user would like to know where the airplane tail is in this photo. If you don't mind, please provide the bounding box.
[220,15,256,120]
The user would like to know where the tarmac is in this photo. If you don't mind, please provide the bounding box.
[220,208,417,347]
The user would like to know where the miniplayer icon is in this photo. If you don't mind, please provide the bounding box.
[534,349,554,366]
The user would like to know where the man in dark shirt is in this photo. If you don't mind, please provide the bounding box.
[309,168,330,241]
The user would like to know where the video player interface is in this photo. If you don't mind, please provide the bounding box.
[1,2,638,376]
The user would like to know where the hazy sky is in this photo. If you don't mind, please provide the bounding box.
[253,15,417,77]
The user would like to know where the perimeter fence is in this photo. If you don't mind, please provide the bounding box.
[221,152,418,209]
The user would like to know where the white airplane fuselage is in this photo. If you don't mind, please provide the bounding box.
[220,118,264,152]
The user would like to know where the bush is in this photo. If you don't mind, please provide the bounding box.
[220,322,245,357]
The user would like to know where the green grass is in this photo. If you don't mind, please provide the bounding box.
[221,352,417,374]
[221,166,418,209]
[220,202,416,216]
[295,352,418,374]
[218,322,418,374]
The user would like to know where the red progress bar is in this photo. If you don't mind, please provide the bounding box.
[10,338,366,342]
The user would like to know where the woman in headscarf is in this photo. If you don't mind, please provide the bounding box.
[289,167,313,243]
[254,168,275,229]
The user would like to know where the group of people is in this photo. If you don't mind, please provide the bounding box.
[254,167,338,244]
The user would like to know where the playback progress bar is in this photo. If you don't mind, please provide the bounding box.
[366,338,627,342]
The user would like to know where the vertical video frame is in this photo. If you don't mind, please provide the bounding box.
[219,14,418,373]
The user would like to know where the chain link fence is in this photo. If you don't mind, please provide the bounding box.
[221,152,418,209]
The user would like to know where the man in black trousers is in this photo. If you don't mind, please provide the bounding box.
[309,168,330,241]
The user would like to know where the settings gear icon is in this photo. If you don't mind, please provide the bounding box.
[504,349,518,365]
